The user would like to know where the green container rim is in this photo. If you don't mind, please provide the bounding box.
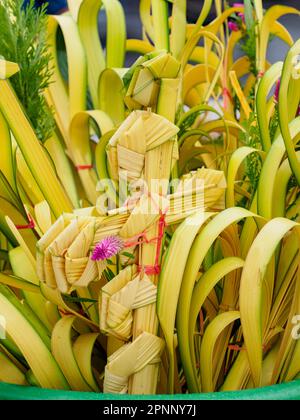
[0,380,299,400]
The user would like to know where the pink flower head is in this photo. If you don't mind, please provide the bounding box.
[228,21,239,32]
[91,236,124,261]
[233,3,244,7]
[274,79,281,102]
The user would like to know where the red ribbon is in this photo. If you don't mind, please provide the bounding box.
[257,71,265,79]
[228,343,271,352]
[223,87,232,101]
[76,164,93,171]
[228,344,244,352]
[16,214,35,230]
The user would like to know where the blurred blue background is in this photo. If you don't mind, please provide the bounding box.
[114,0,300,64]
[31,1,300,64]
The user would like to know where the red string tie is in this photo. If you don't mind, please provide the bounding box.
[228,344,244,352]
[92,193,168,271]
[16,214,35,230]
[136,213,167,276]
[223,87,232,101]
[257,71,265,79]
[76,164,93,171]
[228,343,271,352]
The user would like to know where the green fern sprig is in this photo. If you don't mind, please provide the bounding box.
[0,0,55,142]
[240,112,262,195]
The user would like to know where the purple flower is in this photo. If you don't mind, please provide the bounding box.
[274,79,280,102]
[91,236,124,261]
[228,21,239,32]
